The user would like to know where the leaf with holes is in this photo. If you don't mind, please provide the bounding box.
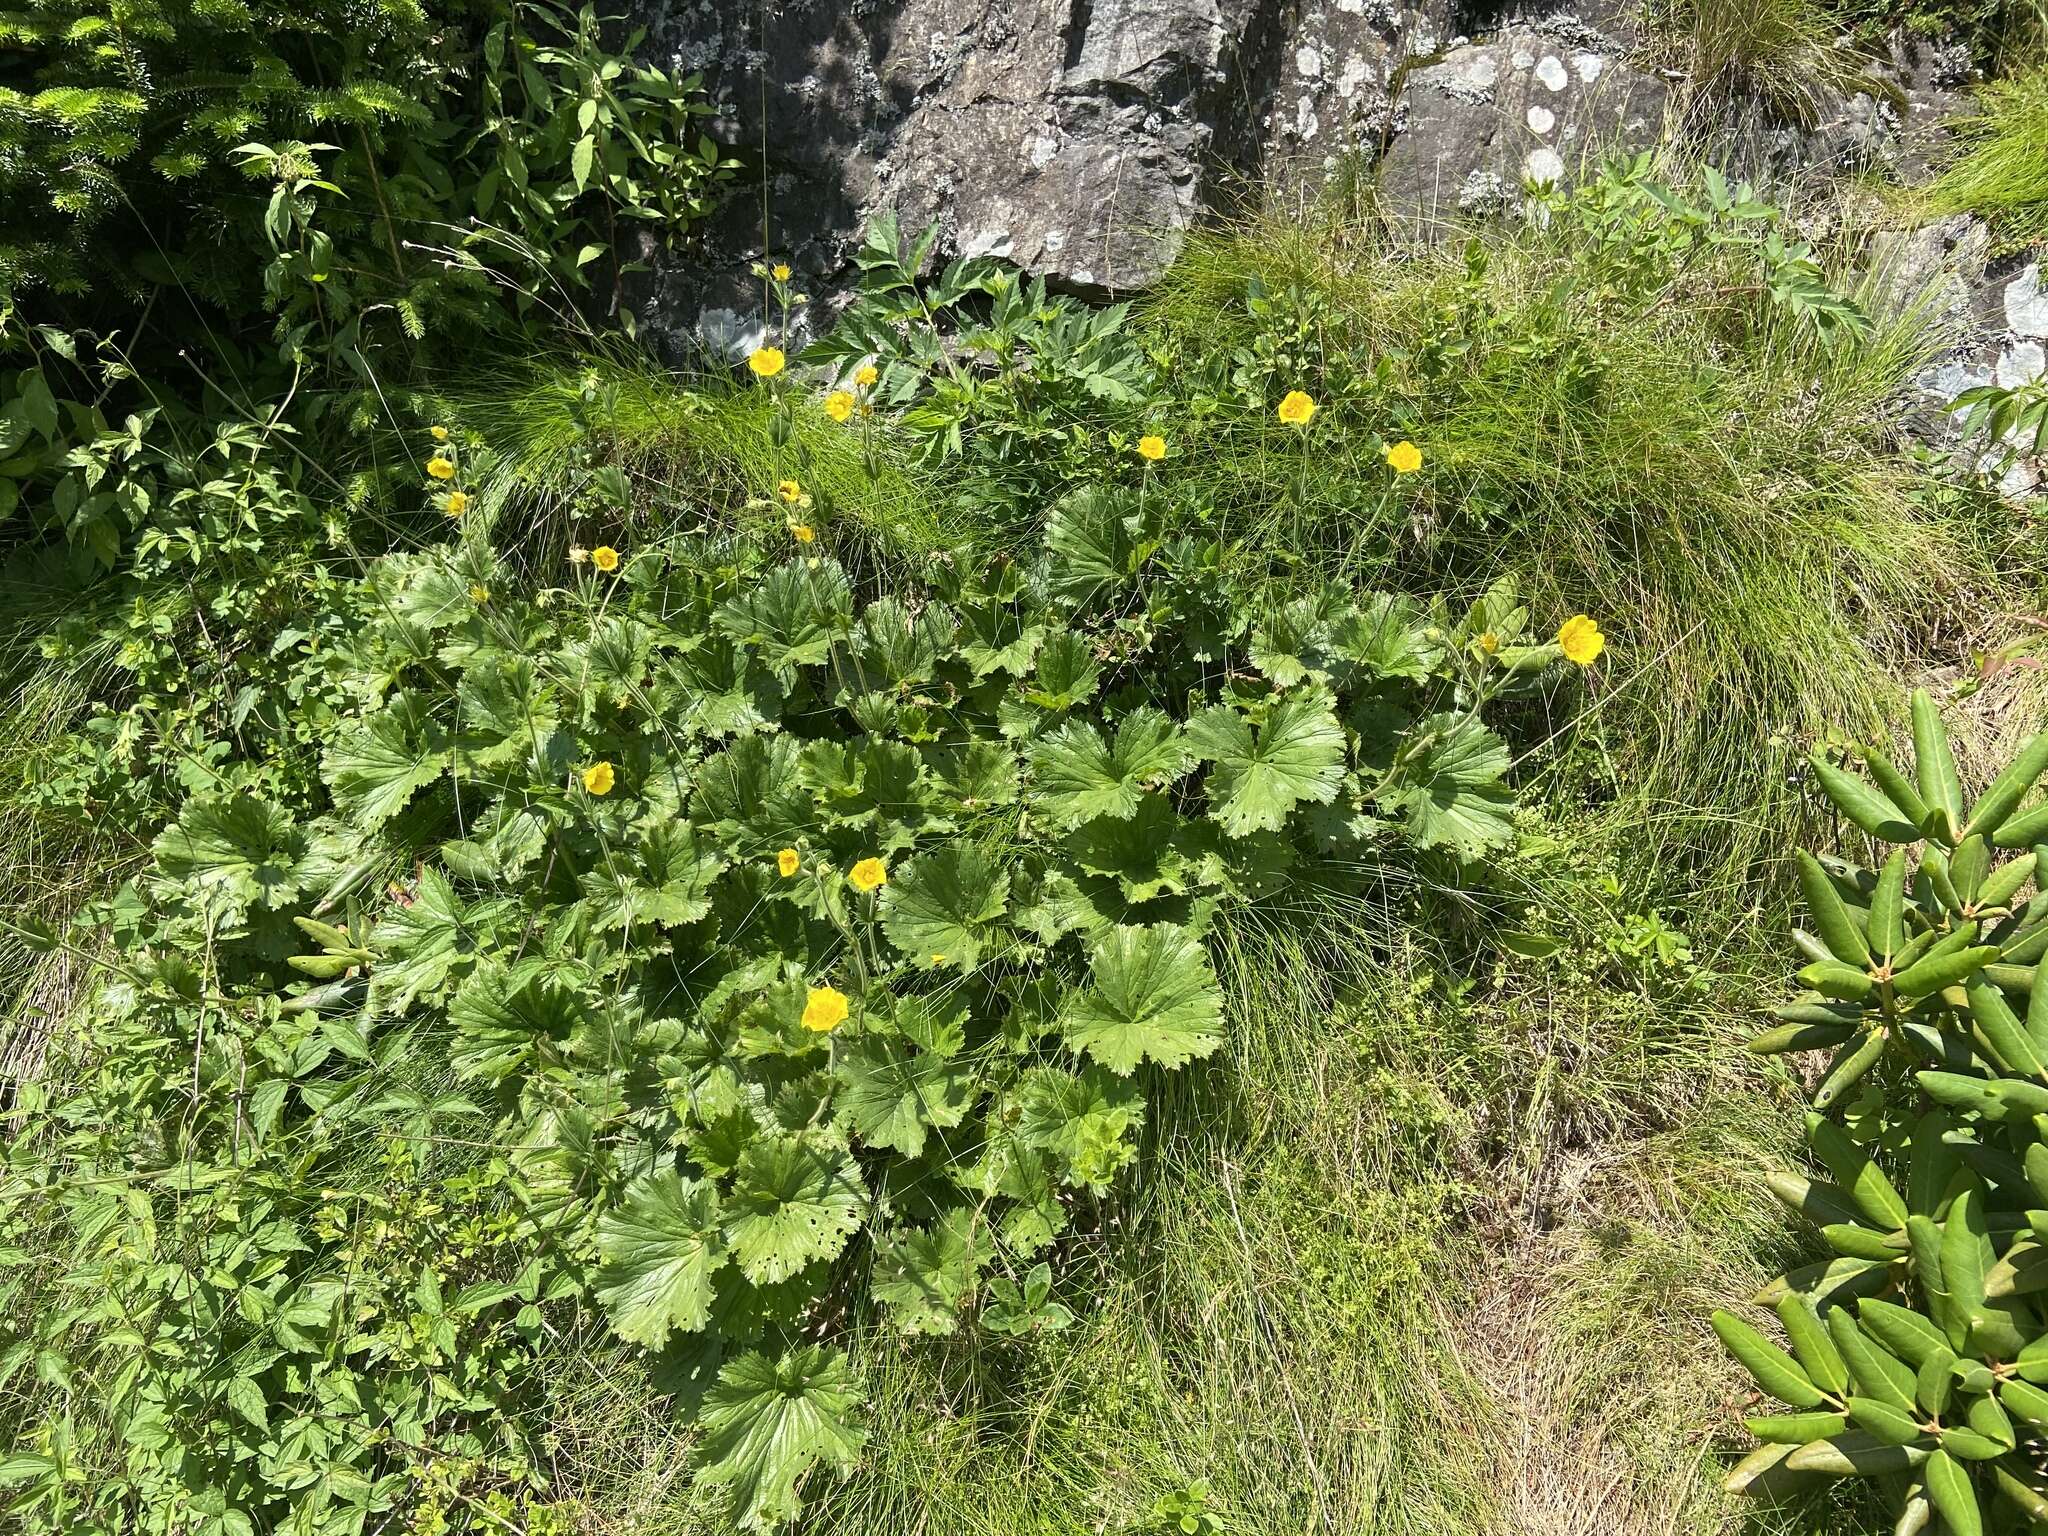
[720,1137,866,1285]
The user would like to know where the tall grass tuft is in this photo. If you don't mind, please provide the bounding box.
[1921,58,2048,250]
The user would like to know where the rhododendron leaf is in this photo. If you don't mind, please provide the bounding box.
[721,1137,866,1285]
[1380,713,1516,858]
[596,1169,729,1349]
[880,844,1011,970]
[1187,692,1346,836]
[1027,708,1195,828]
[1058,923,1224,1075]
[694,1345,866,1532]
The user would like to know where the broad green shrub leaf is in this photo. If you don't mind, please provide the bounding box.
[153,792,305,911]
[1059,923,1224,1074]
[456,652,556,773]
[1019,630,1101,715]
[1026,707,1195,828]
[957,600,1045,679]
[851,596,950,689]
[714,559,852,678]
[596,1169,729,1349]
[1063,796,1191,900]
[323,695,448,826]
[870,1208,989,1334]
[1334,593,1440,680]
[1188,691,1346,836]
[370,865,495,1010]
[1044,485,1144,602]
[722,1137,866,1285]
[695,1345,866,1532]
[832,1034,978,1158]
[1380,713,1515,857]
[448,958,589,1081]
[696,733,811,848]
[880,845,1011,970]
[655,638,783,737]
[1016,1064,1144,1191]
[580,821,723,930]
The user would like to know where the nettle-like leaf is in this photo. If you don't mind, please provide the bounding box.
[596,1168,730,1349]
[1380,712,1516,858]
[324,693,449,826]
[1187,691,1346,837]
[1026,707,1195,828]
[153,792,305,911]
[831,1034,978,1158]
[1020,630,1101,714]
[714,559,852,677]
[1058,923,1224,1075]
[870,1207,990,1335]
[880,844,1012,970]
[721,1137,867,1285]
[694,1345,866,1533]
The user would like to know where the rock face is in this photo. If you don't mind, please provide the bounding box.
[1375,26,1669,226]
[625,0,1985,366]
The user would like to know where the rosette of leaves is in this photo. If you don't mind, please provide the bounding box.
[49,502,1562,1531]
[1718,696,2048,1530]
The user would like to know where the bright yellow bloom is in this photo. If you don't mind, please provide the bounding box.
[778,479,802,503]
[748,347,786,378]
[791,523,815,544]
[1137,435,1166,461]
[430,425,450,442]
[929,953,947,965]
[1477,631,1499,655]
[1277,390,1318,426]
[1384,440,1424,474]
[849,857,888,893]
[470,585,490,604]
[444,490,469,517]
[426,456,457,480]
[777,848,800,877]
[581,761,615,795]
[1558,615,1605,666]
[855,364,879,388]
[771,263,792,282]
[824,390,855,423]
[592,545,620,573]
[801,985,849,1033]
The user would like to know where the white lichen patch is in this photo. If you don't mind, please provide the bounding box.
[1535,55,1568,91]
[1526,104,1555,134]
[1526,146,1565,184]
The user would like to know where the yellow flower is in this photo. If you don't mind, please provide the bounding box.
[771,262,792,282]
[849,857,888,893]
[778,479,802,504]
[855,364,879,388]
[444,490,469,517]
[929,953,947,965]
[777,848,800,877]
[1384,440,1424,474]
[470,584,490,604]
[1136,434,1166,461]
[430,425,449,442]
[748,346,785,378]
[1277,390,1318,426]
[591,545,621,573]
[1558,615,1605,666]
[1478,631,1499,655]
[801,985,849,1033]
[581,761,616,795]
[791,523,815,544]
[824,390,855,423]
[426,456,457,480]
